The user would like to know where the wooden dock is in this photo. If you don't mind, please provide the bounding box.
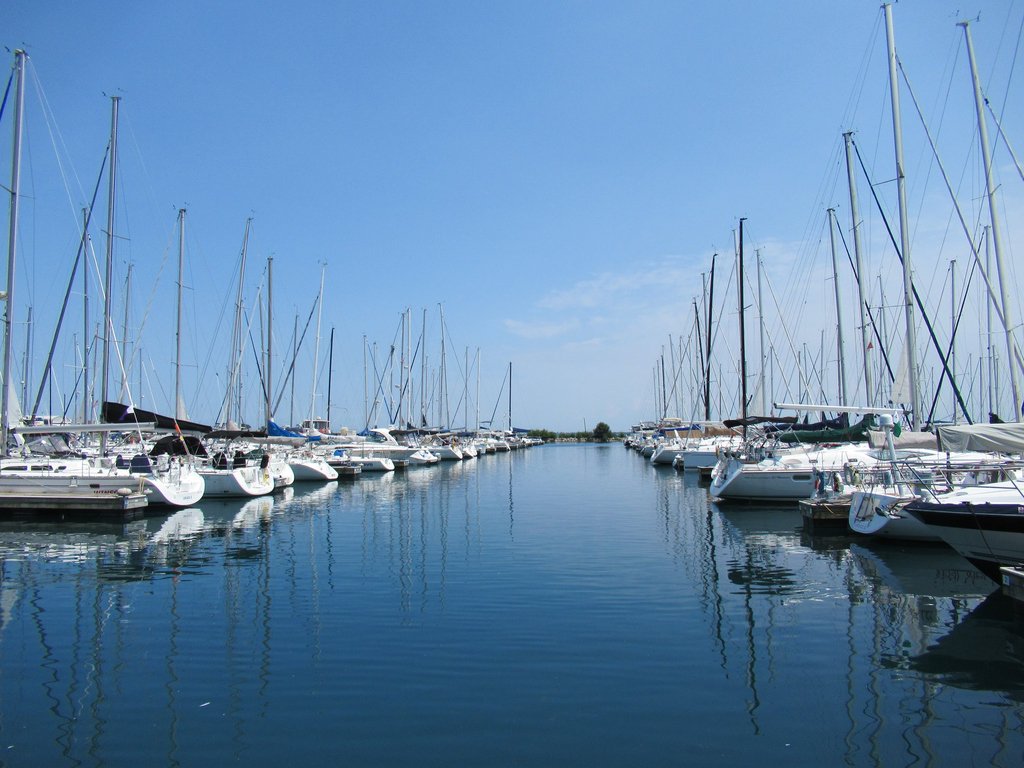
[799,497,851,534]
[0,490,149,520]
[1000,566,1024,603]
[334,464,362,479]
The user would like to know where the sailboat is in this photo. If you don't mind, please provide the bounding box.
[0,62,207,512]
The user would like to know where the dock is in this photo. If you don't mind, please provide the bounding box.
[0,490,149,520]
[1001,566,1024,603]
[799,497,851,534]
[334,464,362,479]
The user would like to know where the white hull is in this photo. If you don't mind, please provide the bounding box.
[432,445,463,461]
[711,444,876,502]
[348,456,395,472]
[407,449,440,465]
[198,466,275,498]
[650,443,684,465]
[906,481,1024,578]
[676,450,719,470]
[288,455,339,481]
[0,456,204,508]
[848,489,939,542]
[142,467,206,507]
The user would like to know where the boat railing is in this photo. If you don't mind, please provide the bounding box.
[817,458,1024,498]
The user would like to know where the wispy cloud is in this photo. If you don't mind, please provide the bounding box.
[503,255,709,353]
[503,318,581,339]
[536,259,699,312]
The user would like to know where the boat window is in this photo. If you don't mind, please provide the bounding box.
[792,474,812,481]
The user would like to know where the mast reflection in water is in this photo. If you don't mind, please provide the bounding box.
[0,444,1021,766]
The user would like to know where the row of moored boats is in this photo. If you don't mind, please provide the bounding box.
[0,422,541,513]
[626,415,1024,582]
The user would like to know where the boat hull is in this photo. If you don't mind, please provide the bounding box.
[198,467,275,498]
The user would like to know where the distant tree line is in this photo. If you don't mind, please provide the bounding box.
[528,422,616,442]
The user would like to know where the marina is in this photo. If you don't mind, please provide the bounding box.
[0,443,1022,766]
[1,3,1023,764]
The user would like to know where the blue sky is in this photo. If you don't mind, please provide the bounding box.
[4,1,1023,431]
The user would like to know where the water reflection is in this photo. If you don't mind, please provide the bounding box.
[0,448,1022,766]
[662,480,1021,762]
[900,591,1024,702]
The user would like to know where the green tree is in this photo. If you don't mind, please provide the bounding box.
[592,422,612,442]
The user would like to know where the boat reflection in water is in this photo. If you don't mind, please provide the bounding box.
[900,591,1024,703]
[1,445,1023,766]
[697,492,1019,763]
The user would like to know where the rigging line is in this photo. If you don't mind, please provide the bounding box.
[119,216,178,398]
[184,220,230,418]
[394,332,423,417]
[901,44,958,281]
[926,256,979,424]
[244,308,269,414]
[756,252,803,395]
[27,60,89,229]
[852,138,973,423]
[216,283,261,425]
[0,64,13,124]
[994,4,1023,138]
[213,231,258,425]
[485,364,510,431]
[986,100,1024,183]
[364,345,394,431]
[271,294,320,417]
[897,58,1024,376]
[840,10,886,132]
[30,146,108,419]
[833,216,897,383]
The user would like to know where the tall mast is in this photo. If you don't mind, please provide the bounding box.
[398,309,406,427]
[659,351,667,419]
[704,254,715,420]
[175,208,185,419]
[756,248,767,416]
[421,308,427,426]
[439,304,447,428]
[100,95,119,454]
[950,258,956,422]
[960,19,1022,419]
[119,262,132,401]
[290,314,297,424]
[326,326,334,429]
[228,218,251,426]
[827,208,849,406]
[20,306,31,412]
[81,207,92,422]
[985,227,994,417]
[738,218,748,431]
[309,263,325,421]
[405,307,409,428]
[265,255,273,425]
[1,50,26,452]
[508,361,512,432]
[843,131,874,406]
[884,2,921,429]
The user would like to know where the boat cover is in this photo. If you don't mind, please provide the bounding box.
[866,430,938,450]
[776,415,872,444]
[936,422,1024,454]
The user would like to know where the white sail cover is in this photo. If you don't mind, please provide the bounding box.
[936,422,1024,454]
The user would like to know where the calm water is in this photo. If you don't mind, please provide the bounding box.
[0,443,1022,766]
